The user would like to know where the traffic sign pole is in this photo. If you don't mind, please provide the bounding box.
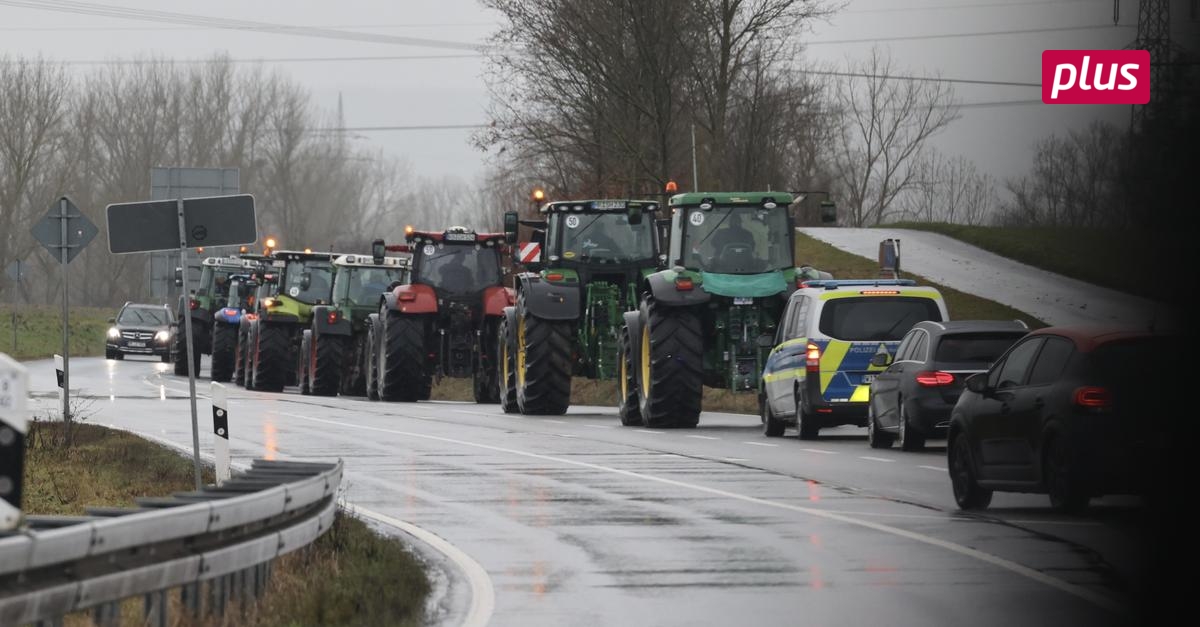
[59,198,71,439]
[179,199,203,491]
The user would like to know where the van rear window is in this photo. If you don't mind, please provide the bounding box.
[818,297,942,341]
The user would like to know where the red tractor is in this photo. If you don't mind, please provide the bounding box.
[367,226,514,402]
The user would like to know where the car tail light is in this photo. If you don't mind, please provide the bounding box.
[675,276,694,291]
[223,308,238,317]
[806,343,820,373]
[189,299,199,310]
[326,312,339,325]
[398,291,417,302]
[915,371,955,387]
[545,272,565,282]
[1073,386,1112,408]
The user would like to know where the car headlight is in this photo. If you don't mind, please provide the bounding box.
[155,330,170,342]
[107,327,120,339]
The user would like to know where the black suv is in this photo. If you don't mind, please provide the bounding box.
[105,303,175,362]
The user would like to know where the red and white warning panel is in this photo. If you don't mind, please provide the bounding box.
[518,242,541,264]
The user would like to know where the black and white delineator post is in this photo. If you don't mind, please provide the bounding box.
[0,353,29,532]
[54,354,64,411]
[211,382,230,484]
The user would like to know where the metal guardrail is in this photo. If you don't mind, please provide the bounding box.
[0,458,343,627]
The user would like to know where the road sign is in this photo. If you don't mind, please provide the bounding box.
[0,353,28,531]
[149,167,241,299]
[106,194,257,254]
[4,260,27,282]
[30,197,97,264]
[518,242,542,264]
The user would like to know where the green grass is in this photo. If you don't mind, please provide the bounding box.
[890,222,1172,303]
[0,304,111,361]
[23,422,429,627]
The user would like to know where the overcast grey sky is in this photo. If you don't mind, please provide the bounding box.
[1,1,1192,185]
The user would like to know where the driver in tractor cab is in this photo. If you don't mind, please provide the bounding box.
[708,212,757,261]
[440,254,475,288]
[579,219,622,257]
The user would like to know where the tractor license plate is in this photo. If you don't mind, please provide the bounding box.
[861,374,876,384]
[129,341,146,348]
[733,297,753,306]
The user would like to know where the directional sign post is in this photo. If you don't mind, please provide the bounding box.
[4,260,26,354]
[30,197,97,441]
[106,194,257,490]
[1,353,29,531]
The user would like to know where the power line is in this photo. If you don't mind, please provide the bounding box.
[796,68,1038,88]
[845,0,1094,14]
[27,54,483,66]
[0,22,496,32]
[807,23,1131,45]
[0,0,483,51]
[317,124,489,132]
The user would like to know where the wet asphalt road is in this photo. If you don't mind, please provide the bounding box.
[27,356,1150,627]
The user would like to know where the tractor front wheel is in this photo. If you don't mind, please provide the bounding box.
[380,310,428,402]
[251,323,289,393]
[617,324,642,426]
[473,318,502,404]
[637,298,702,428]
[497,313,518,413]
[210,323,237,382]
[515,294,572,415]
[311,332,345,397]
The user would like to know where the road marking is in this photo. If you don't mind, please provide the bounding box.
[637,429,666,434]
[686,435,720,440]
[723,457,749,462]
[279,411,1123,613]
[919,465,948,472]
[452,409,501,418]
[555,433,577,438]
[859,456,895,463]
[802,448,838,455]
[584,424,613,429]
[540,419,566,424]
[743,441,778,447]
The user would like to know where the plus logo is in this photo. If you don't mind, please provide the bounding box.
[1042,50,1150,104]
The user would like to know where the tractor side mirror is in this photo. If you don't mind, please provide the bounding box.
[820,201,837,224]
[371,238,386,265]
[870,353,892,368]
[503,211,519,244]
[627,207,643,226]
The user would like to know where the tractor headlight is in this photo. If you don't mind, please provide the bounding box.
[155,330,170,343]
[107,327,120,339]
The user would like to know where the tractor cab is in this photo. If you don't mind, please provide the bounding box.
[669,193,796,277]
[261,250,336,314]
[332,253,410,315]
[405,227,505,302]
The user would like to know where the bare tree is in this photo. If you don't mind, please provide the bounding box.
[900,152,996,225]
[833,48,958,226]
[999,121,1122,228]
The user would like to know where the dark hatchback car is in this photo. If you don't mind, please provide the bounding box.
[105,303,175,362]
[947,327,1172,511]
[867,320,1028,451]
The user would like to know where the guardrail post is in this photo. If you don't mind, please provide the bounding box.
[91,601,119,627]
[33,617,63,627]
[181,581,201,618]
[143,589,167,627]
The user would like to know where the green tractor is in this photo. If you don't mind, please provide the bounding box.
[236,250,336,393]
[173,256,251,376]
[617,192,826,428]
[499,199,662,415]
[299,246,410,397]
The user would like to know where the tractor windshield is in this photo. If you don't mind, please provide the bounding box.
[282,259,334,304]
[416,244,501,296]
[198,266,236,299]
[335,266,406,306]
[681,206,791,274]
[558,212,655,264]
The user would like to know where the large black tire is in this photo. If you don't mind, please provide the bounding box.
[366,316,381,401]
[898,403,926,452]
[516,295,572,415]
[950,434,992,510]
[473,318,502,404]
[761,394,785,437]
[173,330,188,375]
[234,327,249,388]
[617,324,642,426]
[311,332,345,397]
[1044,434,1090,513]
[380,310,428,402]
[210,323,237,382]
[497,314,518,413]
[867,404,894,449]
[298,332,312,395]
[251,323,289,393]
[341,333,369,397]
[796,388,820,440]
[243,326,258,390]
[636,298,702,429]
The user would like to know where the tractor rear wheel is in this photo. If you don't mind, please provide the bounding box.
[311,332,345,397]
[380,310,428,402]
[515,294,571,415]
[298,332,312,395]
[251,323,289,392]
[637,298,702,428]
[210,323,237,382]
[366,316,381,400]
[497,314,518,413]
[473,318,502,404]
[617,325,642,426]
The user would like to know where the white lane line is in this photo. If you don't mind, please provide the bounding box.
[919,465,948,472]
[743,441,778,447]
[637,429,666,434]
[540,419,566,424]
[584,424,614,429]
[686,435,720,440]
[279,411,1123,613]
[859,456,895,463]
[802,448,838,455]
[556,433,577,438]
[452,409,502,418]
[723,457,750,462]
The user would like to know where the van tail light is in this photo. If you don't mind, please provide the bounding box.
[675,276,694,291]
[805,343,820,373]
[915,371,955,387]
[1073,386,1112,408]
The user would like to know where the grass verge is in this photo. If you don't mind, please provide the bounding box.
[22,421,429,627]
[888,222,1171,303]
[0,304,111,361]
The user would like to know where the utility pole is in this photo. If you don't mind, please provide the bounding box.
[1126,0,1172,128]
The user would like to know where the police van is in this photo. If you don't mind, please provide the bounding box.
[760,280,948,439]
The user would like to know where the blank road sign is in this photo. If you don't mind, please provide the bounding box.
[30,197,98,263]
[106,194,257,254]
